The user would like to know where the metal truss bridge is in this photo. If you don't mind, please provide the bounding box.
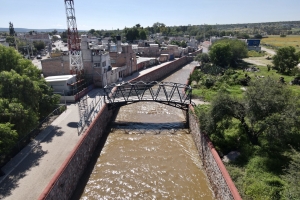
[104,81,193,110]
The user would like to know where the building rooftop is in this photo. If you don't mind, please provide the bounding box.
[136,57,156,64]
[45,75,76,82]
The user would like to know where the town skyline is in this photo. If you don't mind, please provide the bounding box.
[0,0,299,30]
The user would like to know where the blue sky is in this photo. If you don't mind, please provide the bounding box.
[0,0,299,30]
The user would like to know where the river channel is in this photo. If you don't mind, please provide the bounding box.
[73,61,214,199]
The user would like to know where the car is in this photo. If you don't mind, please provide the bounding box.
[37,55,42,59]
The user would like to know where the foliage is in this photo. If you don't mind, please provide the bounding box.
[209,42,232,67]
[33,41,45,51]
[247,50,266,57]
[139,29,147,40]
[282,148,300,199]
[199,78,300,146]
[194,53,210,64]
[209,39,248,67]
[5,36,15,46]
[52,35,59,42]
[272,46,300,74]
[0,45,59,153]
[0,123,18,155]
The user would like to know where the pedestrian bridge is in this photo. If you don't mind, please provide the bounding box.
[104,81,193,110]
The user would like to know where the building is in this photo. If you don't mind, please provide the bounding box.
[0,38,9,47]
[247,39,261,52]
[41,35,137,87]
[45,75,76,95]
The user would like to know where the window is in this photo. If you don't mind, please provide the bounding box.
[111,59,116,64]
[93,63,101,67]
[102,61,106,67]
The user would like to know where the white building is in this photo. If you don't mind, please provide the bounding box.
[45,75,76,95]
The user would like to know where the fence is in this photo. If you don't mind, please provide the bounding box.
[0,105,67,168]
[77,92,105,135]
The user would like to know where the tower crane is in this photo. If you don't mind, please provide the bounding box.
[64,0,83,74]
[64,0,88,126]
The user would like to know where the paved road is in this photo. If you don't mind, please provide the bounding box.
[0,58,200,200]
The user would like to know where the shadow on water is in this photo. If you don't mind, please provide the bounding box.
[70,124,112,200]
[70,108,120,200]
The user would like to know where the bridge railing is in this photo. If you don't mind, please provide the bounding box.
[104,81,192,109]
[77,92,104,135]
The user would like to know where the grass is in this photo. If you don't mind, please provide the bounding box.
[261,35,300,52]
[248,50,266,57]
[192,62,300,199]
[192,65,300,102]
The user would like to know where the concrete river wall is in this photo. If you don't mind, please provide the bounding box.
[39,51,241,200]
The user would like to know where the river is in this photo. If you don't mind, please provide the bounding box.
[73,61,214,199]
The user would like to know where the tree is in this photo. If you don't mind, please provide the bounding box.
[139,29,147,40]
[194,53,210,64]
[88,29,96,35]
[209,39,248,67]
[0,123,18,155]
[52,35,59,42]
[0,45,59,144]
[9,22,15,36]
[33,41,45,51]
[199,78,300,145]
[283,148,300,199]
[5,36,15,46]
[209,42,232,67]
[272,46,300,74]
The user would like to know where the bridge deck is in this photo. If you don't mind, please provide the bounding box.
[104,81,192,110]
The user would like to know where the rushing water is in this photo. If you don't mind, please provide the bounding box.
[75,62,214,199]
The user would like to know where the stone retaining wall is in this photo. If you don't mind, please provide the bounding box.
[38,51,203,200]
[38,105,114,200]
[130,49,202,82]
[189,105,242,200]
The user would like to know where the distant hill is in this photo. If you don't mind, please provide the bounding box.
[0,28,87,33]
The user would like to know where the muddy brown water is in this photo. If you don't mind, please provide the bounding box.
[74,62,214,199]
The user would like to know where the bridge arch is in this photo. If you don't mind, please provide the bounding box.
[104,81,193,110]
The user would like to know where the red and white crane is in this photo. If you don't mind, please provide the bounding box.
[64,0,83,74]
[64,0,88,126]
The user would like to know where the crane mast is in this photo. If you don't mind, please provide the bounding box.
[64,0,83,73]
[64,0,88,127]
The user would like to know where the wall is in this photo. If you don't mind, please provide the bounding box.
[38,104,114,200]
[189,105,242,200]
[39,51,205,199]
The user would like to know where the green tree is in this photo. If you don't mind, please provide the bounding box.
[272,46,300,74]
[52,35,59,42]
[5,36,15,46]
[283,148,300,199]
[194,53,210,64]
[139,29,147,40]
[33,41,45,51]
[88,29,96,35]
[0,45,59,140]
[0,123,18,155]
[199,78,300,145]
[209,42,232,67]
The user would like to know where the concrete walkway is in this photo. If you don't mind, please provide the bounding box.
[0,59,192,200]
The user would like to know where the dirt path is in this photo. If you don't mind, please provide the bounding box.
[261,46,276,55]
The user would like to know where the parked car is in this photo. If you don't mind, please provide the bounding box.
[37,55,41,59]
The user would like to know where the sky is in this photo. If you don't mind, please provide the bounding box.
[0,0,299,30]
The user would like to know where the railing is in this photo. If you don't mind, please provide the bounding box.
[104,81,192,110]
[77,92,104,135]
[0,105,67,168]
